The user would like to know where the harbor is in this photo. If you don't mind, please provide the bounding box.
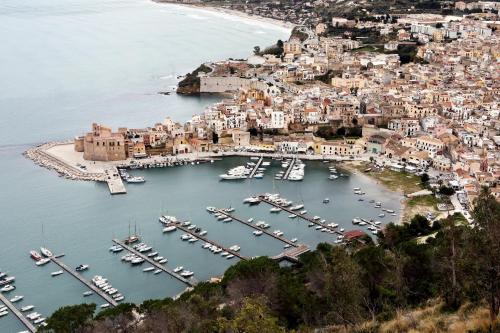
[0,293,37,333]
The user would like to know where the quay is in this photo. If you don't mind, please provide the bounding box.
[271,244,310,263]
[112,239,195,287]
[216,209,299,247]
[282,157,296,180]
[0,293,37,333]
[247,156,263,179]
[258,196,346,237]
[173,224,248,260]
[106,167,126,195]
[49,257,118,307]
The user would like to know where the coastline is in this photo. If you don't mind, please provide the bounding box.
[152,1,295,32]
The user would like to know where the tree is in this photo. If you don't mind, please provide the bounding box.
[217,297,286,333]
[44,303,96,333]
[469,188,500,322]
[420,173,430,183]
[439,185,455,196]
[212,132,219,144]
[253,46,261,55]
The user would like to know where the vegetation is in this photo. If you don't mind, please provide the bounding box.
[177,64,212,94]
[43,189,499,332]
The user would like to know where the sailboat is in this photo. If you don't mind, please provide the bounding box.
[124,223,140,244]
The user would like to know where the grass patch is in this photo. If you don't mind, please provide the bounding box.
[407,195,440,208]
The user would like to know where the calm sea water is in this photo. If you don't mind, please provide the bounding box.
[0,0,401,331]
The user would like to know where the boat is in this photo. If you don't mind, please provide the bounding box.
[143,267,155,272]
[114,296,125,302]
[308,223,314,227]
[30,250,42,261]
[26,312,41,320]
[163,226,177,233]
[124,235,140,245]
[153,269,162,274]
[352,218,361,224]
[100,303,110,309]
[75,264,89,272]
[323,198,330,203]
[173,266,183,273]
[229,245,241,252]
[252,230,263,236]
[313,216,321,220]
[33,317,46,325]
[180,270,194,277]
[21,305,35,312]
[159,259,168,264]
[223,217,232,223]
[206,206,216,213]
[300,210,307,215]
[40,247,53,258]
[329,174,338,180]
[10,295,23,303]
[247,218,254,223]
[253,173,264,179]
[131,258,145,265]
[83,291,93,297]
[288,214,297,219]
[0,311,8,318]
[180,234,191,241]
[270,207,281,213]
[291,238,298,243]
[248,197,261,205]
[199,230,207,236]
[0,276,15,285]
[109,245,123,253]
[153,256,163,262]
[1,285,15,292]
[126,176,145,183]
[290,204,304,211]
[147,252,158,258]
[51,270,63,277]
[220,252,229,257]
[188,238,198,243]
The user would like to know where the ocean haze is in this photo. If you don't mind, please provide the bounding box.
[0,0,289,145]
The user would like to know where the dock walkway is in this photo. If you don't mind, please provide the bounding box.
[216,209,298,247]
[174,224,248,260]
[0,293,37,333]
[271,244,310,262]
[282,158,296,180]
[106,167,126,194]
[112,239,195,287]
[248,156,263,179]
[49,257,118,307]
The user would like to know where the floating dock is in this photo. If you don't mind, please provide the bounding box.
[49,257,118,307]
[173,224,248,260]
[282,158,296,180]
[0,293,37,333]
[247,156,263,179]
[112,239,195,287]
[216,209,299,247]
[106,167,126,195]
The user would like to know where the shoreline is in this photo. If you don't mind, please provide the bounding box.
[152,1,295,32]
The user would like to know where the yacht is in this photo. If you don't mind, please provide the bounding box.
[308,223,315,227]
[270,207,281,213]
[159,259,168,264]
[352,218,361,224]
[219,166,248,180]
[199,230,207,236]
[21,305,35,312]
[229,245,241,252]
[173,266,183,273]
[272,230,284,237]
[162,226,177,233]
[187,224,196,230]
[40,247,53,258]
[220,252,229,257]
[30,250,42,261]
[206,206,216,213]
[131,258,145,265]
[10,295,23,303]
[147,252,158,258]
[100,304,110,309]
[33,317,46,325]
[75,264,89,272]
[181,270,194,278]
[0,276,15,285]
[188,238,198,243]
[114,296,125,302]
[26,312,41,320]
[202,243,211,249]
[143,267,155,273]
[290,238,298,243]
[290,204,304,211]
[313,216,321,220]
[51,271,63,277]
[153,256,164,262]
[180,234,191,241]
[288,214,297,219]
[248,197,261,205]
[226,254,235,259]
[126,176,145,183]
[1,285,15,292]
[109,245,123,253]
[223,217,232,223]
[252,230,263,236]
[83,291,93,297]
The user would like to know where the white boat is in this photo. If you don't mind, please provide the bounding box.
[202,243,211,249]
[229,245,241,252]
[9,295,23,304]
[159,259,168,264]
[313,216,320,220]
[100,303,110,309]
[247,218,254,223]
[153,269,162,274]
[220,252,229,257]
[143,267,155,272]
[147,252,158,258]
[270,207,281,213]
[291,238,298,243]
[323,198,330,203]
[223,217,232,223]
[33,317,46,324]
[174,266,183,273]
[114,296,125,302]
[0,311,8,318]
[126,176,145,183]
[26,312,40,320]
[1,285,15,292]
[83,291,93,297]
[300,210,307,215]
[199,231,207,236]
[131,258,145,265]
[252,230,263,236]
[180,234,191,241]
[163,226,177,233]
[35,258,50,266]
[288,214,297,219]
[188,238,198,243]
[180,270,194,277]
[352,218,361,224]
[21,305,35,312]
[75,264,89,272]
[290,204,304,211]
[40,247,53,258]
[109,245,123,253]
[329,174,338,180]
[206,206,216,213]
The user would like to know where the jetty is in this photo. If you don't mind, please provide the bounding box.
[271,244,310,263]
[106,167,126,194]
[49,256,118,307]
[173,224,248,260]
[282,157,296,180]
[248,156,263,178]
[0,293,37,333]
[216,209,298,247]
[112,239,195,287]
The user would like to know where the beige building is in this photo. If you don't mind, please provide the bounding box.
[415,135,444,158]
[76,123,127,161]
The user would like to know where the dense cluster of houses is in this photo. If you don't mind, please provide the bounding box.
[75,13,499,204]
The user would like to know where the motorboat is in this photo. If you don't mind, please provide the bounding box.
[248,197,261,205]
[163,226,177,233]
[26,312,41,320]
[147,252,158,258]
[10,295,23,303]
[290,204,304,211]
[291,238,298,243]
[143,267,155,273]
[229,245,241,252]
[75,264,89,272]
[174,266,183,273]
[51,271,63,277]
[33,317,46,325]
[226,254,234,259]
[114,296,125,302]
[323,198,330,203]
[109,245,123,253]
[153,256,164,262]
[247,218,254,223]
[180,270,194,277]
[300,210,307,215]
[131,258,145,265]
[83,291,93,297]
[379,213,385,218]
[21,305,35,312]
[30,250,43,261]
[1,285,15,292]
[0,311,8,318]
[199,231,207,236]
[288,214,297,219]
[270,207,281,213]
[0,276,15,285]
[187,224,196,230]
[206,206,216,213]
[180,234,191,241]
[223,217,232,223]
[188,238,198,243]
[126,176,145,183]
[313,216,321,220]
[329,174,338,180]
[153,269,162,274]
[352,218,361,224]
[253,230,263,236]
[158,259,168,264]
[40,247,53,258]
[100,304,110,309]
[220,252,229,257]
[202,243,211,249]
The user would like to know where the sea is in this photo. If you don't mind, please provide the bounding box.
[0,0,401,331]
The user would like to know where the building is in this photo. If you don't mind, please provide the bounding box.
[415,135,444,158]
[77,123,127,161]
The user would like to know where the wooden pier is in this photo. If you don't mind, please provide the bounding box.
[216,209,299,247]
[282,158,296,180]
[112,239,195,287]
[173,224,248,260]
[49,257,118,307]
[0,293,37,333]
[247,156,263,179]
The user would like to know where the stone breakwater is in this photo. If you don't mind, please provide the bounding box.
[24,142,106,182]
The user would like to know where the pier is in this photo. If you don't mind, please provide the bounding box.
[0,293,37,333]
[173,224,248,260]
[106,167,126,194]
[49,257,118,307]
[282,157,296,180]
[216,209,299,247]
[112,239,195,287]
[258,196,347,237]
[271,244,310,263]
[247,156,263,179]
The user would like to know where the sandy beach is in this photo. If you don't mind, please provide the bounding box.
[153,1,295,32]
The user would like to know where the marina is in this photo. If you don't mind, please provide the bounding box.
[282,158,296,180]
[112,239,196,287]
[0,293,36,333]
[48,257,118,307]
[247,156,264,179]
